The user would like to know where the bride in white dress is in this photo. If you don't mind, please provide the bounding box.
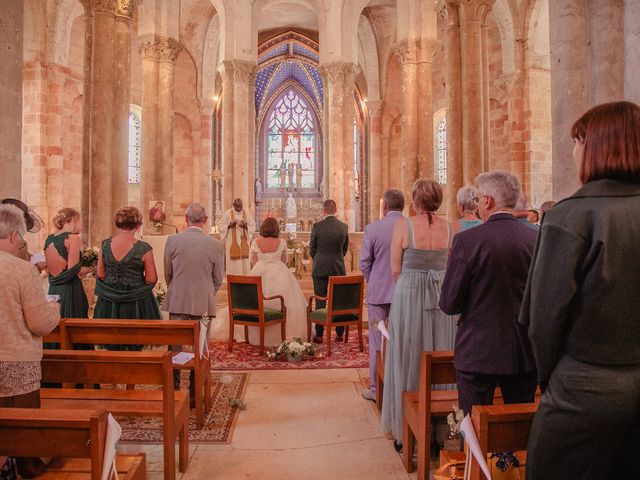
[211,218,308,347]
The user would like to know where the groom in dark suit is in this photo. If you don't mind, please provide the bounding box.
[310,199,349,343]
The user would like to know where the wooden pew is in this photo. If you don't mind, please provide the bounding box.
[375,344,385,410]
[43,325,61,346]
[59,318,211,429]
[40,350,189,480]
[469,403,538,480]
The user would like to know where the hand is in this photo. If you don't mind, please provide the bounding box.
[239,221,247,229]
[228,221,237,229]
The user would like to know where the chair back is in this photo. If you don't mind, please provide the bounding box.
[327,275,364,317]
[227,274,264,317]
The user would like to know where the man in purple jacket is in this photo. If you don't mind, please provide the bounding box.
[359,189,404,401]
[439,170,537,415]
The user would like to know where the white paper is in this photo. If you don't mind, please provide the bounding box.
[199,319,210,359]
[46,294,61,302]
[460,414,492,480]
[377,321,389,340]
[101,413,121,480]
[172,352,195,365]
[30,252,45,265]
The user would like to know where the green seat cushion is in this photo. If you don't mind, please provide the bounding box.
[232,308,284,323]
[309,308,359,323]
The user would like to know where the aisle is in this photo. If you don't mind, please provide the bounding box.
[120,368,414,480]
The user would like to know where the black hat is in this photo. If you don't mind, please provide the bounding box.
[1,198,44,233]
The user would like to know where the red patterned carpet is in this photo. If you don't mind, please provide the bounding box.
[208,331,369,370]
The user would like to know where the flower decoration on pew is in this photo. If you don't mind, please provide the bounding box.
[490,451,520,472]
[446,406,464,438]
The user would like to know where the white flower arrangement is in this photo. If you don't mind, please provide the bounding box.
[267,337,315,361]
[447,405,465,437]
[154,282,168,305]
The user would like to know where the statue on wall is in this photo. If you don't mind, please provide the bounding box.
[286,192,297,220]
[255,177,263,204]
[295,161,303,189]
[279,160,287,189]
[287,162,295,189]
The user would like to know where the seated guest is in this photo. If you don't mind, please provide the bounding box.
[521,101,640,480]
[44,208,89,324]
[0,204,60,477]
[452,185,483,235]
[359,189,404,401]
[538,200,556,222]
[94,206,161,350]
[440,170,537,416]
[381,179,457,449]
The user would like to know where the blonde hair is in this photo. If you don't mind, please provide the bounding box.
[52,208,80,230]
[114,206,143,231]
[411,179,443,214]
[0,205,27,239]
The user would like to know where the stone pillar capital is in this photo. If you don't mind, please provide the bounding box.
[81,0,140,18]
[232,60,256,84]
[437,0,461,28]
[392,39,441,64]
[139,36,182,63]
[320,62,360,88]
[459,0,495,24]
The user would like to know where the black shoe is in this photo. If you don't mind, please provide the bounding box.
[393,440,403,453]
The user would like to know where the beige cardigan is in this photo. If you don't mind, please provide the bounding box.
[0,251,60,362]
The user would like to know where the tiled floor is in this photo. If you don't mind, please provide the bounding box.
[119,368,416,480]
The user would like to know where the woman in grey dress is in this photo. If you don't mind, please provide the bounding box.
[381,179,457,446]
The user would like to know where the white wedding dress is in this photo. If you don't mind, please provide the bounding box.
[211,239,308,347]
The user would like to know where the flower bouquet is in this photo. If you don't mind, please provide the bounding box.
[267,337,315,362]
[80,246,100,276]
[154,282,168,306]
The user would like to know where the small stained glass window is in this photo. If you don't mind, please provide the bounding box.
[128,111,141,184]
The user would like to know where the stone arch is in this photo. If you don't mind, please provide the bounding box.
[489,0,516,75]
[48,0,84,67]
[202,14,220,102]
[357,14,380,101]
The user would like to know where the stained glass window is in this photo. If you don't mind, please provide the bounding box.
[437,118,447,185]
[128,112,141,184]
[266,89,317,189]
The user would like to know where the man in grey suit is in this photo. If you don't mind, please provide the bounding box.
[164,202,224,400]
[310,199,349,343]
[359,189,404,401]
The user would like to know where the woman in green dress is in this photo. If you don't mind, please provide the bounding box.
[44,208,89,349]
[94,206,160,351]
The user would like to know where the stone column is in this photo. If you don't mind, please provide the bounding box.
[549,0,588,200]
[625,0,640,103]
[232,61,255,211]
[197,101,214,208]
[341,64,360,229]
[440,1,464,217]
[219,61,235,210]
[139,36,181,231]
[588,0,625,105]
[82,0,138,244]
[380,132,390,195]
[481,21,490,172]
[417,40,440,181]
[459,0,494,184]
[0,0,23,198]
[45,66,66,223]
[368,100,383,221]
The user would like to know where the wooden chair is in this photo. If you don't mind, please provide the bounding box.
[59,318,211,429]
[0,408,147,480]
[40,350,189,480]
[226,275,286,355]
[306,275,365,356]
[469,403,539,480]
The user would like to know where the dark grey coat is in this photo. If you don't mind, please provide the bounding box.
[310,215,349,278]
[519,179,640,388]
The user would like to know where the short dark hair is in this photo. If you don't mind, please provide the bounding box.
[383,189,404,211]
[260,217,280,238]
[411,179,443,213]
[571,101,640,184]
[323,199,337,214]
[114,206,142,231]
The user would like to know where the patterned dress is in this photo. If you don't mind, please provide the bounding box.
[381,218,458,440]
[93,239,161,351]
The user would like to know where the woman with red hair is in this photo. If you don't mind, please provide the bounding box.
[520,101,640,479]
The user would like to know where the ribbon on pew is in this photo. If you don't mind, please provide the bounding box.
[102,413,122,480]
[460,415,492,480]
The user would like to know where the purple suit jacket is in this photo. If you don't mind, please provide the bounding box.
[439,213,537,375]
[359,211,403,305]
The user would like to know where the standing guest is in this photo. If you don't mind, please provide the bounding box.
[381,179,456,447]
[44,208,89,323]
[359,189,404,401]
[521,101,640,480]
[94,206,161,351]
[452,185,483,235]
[439,170,537,415]
[164,203,224,399]
[538,200,556,222]
[526,209,540,225]
[219,198,255,275]
[309,199,349,343]
[0,204,60,478]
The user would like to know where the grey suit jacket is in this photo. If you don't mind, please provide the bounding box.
[163,227,224,317]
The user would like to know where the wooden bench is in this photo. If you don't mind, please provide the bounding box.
[0,407,146,480]
[375,344,385,410]
[469,402,538,480]
[43,325,60,346]
[59,318,211,429]
[40,350,189,480]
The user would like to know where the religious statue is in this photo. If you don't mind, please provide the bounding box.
[255,177,263,204]
[295,161,303,189]
[286,192,297,220]
[318,177,324,200]
[287,162,295,189]
[279,160,287,189]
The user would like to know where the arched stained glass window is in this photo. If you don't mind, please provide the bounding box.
[266,89,317,189]
[128,111,141,184]
[437,118,447,185]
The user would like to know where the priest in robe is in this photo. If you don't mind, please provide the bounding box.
[219,198,255,275]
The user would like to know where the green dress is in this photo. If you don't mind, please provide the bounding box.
[44,233,89,349]
[93,238,161,351]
